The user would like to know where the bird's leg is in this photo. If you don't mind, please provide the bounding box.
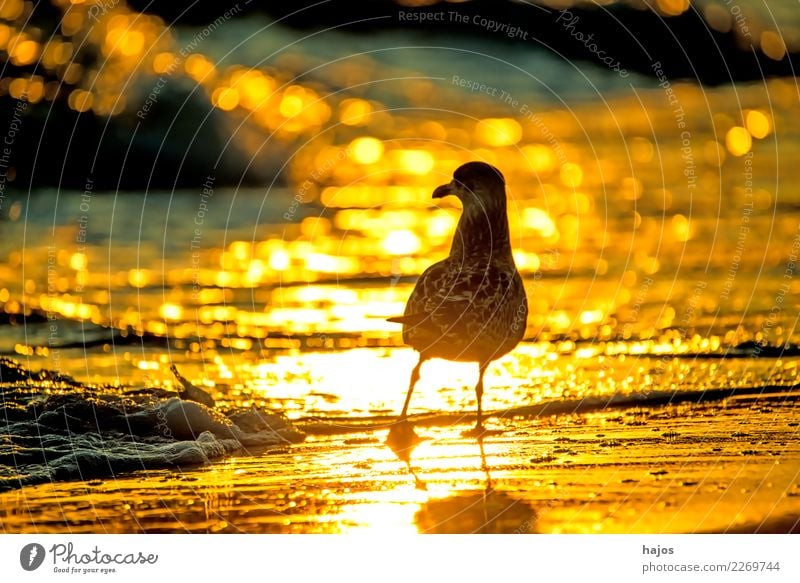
[474,362,488,432]
[400,354,425,419]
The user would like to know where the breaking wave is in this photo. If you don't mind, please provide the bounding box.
[0,358,304,492]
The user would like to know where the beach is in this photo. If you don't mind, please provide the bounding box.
[1,349,798,533]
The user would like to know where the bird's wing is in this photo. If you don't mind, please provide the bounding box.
[423,262,527,327]
[422,262,515,325]
[388,260,521,327]
[423,270,481,325]
[386,260,451,324]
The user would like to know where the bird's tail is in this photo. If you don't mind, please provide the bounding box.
[386,313,426,325]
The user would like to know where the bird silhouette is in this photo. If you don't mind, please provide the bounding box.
[388,162,528,434]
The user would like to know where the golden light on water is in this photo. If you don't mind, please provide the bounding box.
[234,71,275,107]
[559,162,583,188]
[68,89,93,112]
[104,27,145,57]
[475,118,523,147]
[521,144,557,174]
[128,269,151,288]
[671,214,691,242]
[745,110,772,139]
[9,38,39,65]
[704,5,732,33]
[69,252,88,271]
[349,137,385,165]
[184,55,214,84]
[578,309,604,325]
[212,87,240,111]
[725,126,752,156]
[338,496,423,534]
[61,10,83,36]
[382,230,422,256]
[394,149,435,175]
[268,249,291,271]
[0,0,25,20]
[513,249,541,271]
[159,303,184,321]
[279,94,304,118]
[760,30,787,61]
[152,51,175,74]
[522,208,557,238]
[656,0,690,16]
[703,140,726,167]
[630,137,654,163]
[339,98,374,126]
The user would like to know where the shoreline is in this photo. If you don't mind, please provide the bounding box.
[2,392,797,534]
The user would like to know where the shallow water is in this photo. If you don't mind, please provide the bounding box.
[2,387,798,533]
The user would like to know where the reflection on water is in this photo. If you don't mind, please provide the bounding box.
[3,392,797,533]
[416,490,537,534]
[413,436,537,534]
[2,79,799,373]
[386,419,426,489]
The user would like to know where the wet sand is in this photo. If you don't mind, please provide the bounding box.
[2,390,797,534]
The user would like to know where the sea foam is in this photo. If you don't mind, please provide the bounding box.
[0,358,303,491]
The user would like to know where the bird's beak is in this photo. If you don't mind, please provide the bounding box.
[432,181,455,199]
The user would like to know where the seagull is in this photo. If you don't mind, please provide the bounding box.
[388,161,528,434]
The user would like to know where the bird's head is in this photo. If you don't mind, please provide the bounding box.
[432,162,506,210]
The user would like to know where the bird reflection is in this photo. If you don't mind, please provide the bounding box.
[385,423,537,533]
[477,435,493,491]
[385,419,426,490]
[416,488,537,534]
[416,436,537,533]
